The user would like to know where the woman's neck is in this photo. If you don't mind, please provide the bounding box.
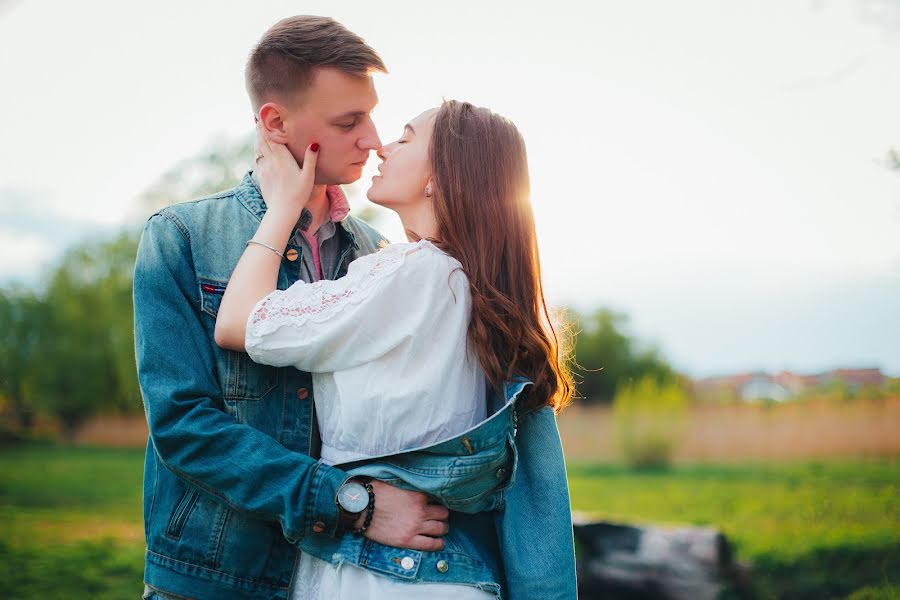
[396,202,438,242]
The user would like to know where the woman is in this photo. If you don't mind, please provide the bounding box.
[215,100,575,599]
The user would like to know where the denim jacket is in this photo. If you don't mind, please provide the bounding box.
[133,173,576,600]
[298,379,577,599]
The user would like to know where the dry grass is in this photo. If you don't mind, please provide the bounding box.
[558,396,900,462]
[68,396,900,462]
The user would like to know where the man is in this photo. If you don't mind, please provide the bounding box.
[134,16,449,600]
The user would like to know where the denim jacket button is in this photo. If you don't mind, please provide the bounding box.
[400,556,415,570]
[296,388,310,400]
[495,468,505,479]
[436,559,449,573]
[312,521,325,533]
[285,248,299,261]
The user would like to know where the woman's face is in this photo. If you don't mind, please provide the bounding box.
[366,108,438,209]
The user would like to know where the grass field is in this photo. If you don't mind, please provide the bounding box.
[1,443,898,599]
[568,461,900,599]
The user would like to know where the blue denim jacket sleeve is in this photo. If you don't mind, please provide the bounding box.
[495,405,577,599]
[133,212,349,542]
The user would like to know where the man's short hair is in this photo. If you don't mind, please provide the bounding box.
[245,15,387,111]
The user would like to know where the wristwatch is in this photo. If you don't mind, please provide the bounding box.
[336,477,374,533]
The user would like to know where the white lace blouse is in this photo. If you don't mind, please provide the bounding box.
[245,240,487,465]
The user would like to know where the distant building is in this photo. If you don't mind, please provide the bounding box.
[694,367,885,402]
[828,368,885,390]
[739,374,791,402]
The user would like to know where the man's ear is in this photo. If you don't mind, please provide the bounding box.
[257,102,290,144]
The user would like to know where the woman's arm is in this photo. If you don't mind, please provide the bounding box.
[214,131,319,351]
[242,243,445,372]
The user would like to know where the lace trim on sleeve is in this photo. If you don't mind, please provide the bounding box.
[247,243,416,338]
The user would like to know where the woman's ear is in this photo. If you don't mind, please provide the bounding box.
[425,178,434,198]
[257,102,290,144]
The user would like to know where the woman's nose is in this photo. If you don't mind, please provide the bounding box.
[377,142,394,161]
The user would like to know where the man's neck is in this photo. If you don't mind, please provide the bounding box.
[304,184,330,235]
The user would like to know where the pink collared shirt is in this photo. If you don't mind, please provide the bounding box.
[301,186,351,280]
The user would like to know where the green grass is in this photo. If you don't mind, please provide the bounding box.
[1,443,898,599]
[0,443,145,600]
[568,460,900,599]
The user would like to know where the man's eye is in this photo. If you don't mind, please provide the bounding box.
[337,121,356,130]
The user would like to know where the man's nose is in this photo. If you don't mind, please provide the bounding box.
[357,115,382,151]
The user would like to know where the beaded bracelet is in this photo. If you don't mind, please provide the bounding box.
[352,479,376,535]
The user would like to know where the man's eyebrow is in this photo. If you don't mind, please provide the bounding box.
[331,111,366,121]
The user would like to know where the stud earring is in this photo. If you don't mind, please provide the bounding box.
[425,185,433,198]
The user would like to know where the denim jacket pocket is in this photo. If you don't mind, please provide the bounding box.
[165,486,200,540]
[198,278,278,401]
[440,437,511,512]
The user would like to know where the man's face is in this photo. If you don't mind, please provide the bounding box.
[280,67,381,185]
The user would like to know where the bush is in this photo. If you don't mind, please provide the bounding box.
[847,584,900,599]
[613,375,688,469]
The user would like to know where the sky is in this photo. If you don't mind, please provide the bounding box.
[1,0,898,377]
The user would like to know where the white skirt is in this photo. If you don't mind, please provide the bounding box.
[291,553,495,600]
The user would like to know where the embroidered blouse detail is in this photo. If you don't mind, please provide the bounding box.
[245,240,487,464]
[250,241,408,333]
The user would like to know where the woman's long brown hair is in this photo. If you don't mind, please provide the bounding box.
[428,100,573,412]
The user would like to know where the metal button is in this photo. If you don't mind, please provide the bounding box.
[400,556,415,570]
[285,248,299,261]
[461,436,474,455]
[312,521,325,533]
[296,388,309,400]
[436,560,449,573]
[495,468,505,479]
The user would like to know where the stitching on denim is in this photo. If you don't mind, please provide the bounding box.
[222,352,277,401]
[205,503,230,568]
[146,549,290,590]
[156,210,191,244]
[157,458,283,526]
[304,462,346,539]
[146,446,159,540]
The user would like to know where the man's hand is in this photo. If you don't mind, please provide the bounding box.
[358,480,449,551]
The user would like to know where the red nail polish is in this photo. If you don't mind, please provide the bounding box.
[311,143,320,152]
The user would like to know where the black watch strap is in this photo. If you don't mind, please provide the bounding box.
[352,480,376,535]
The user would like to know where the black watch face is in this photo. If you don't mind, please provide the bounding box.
[338,482,369,514]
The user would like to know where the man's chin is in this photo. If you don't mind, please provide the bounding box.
[335,165,366,185]
[316,167,364,187]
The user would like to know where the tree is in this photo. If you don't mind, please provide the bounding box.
[572,308,675,403]
[19,231,142,439]
[0,288,45,430]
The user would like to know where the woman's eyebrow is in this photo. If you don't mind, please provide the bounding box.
[404,124,416,135]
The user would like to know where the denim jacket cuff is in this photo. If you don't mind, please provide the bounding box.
[308,463,351,538]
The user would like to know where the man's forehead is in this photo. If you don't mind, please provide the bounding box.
[304,68,379,116]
